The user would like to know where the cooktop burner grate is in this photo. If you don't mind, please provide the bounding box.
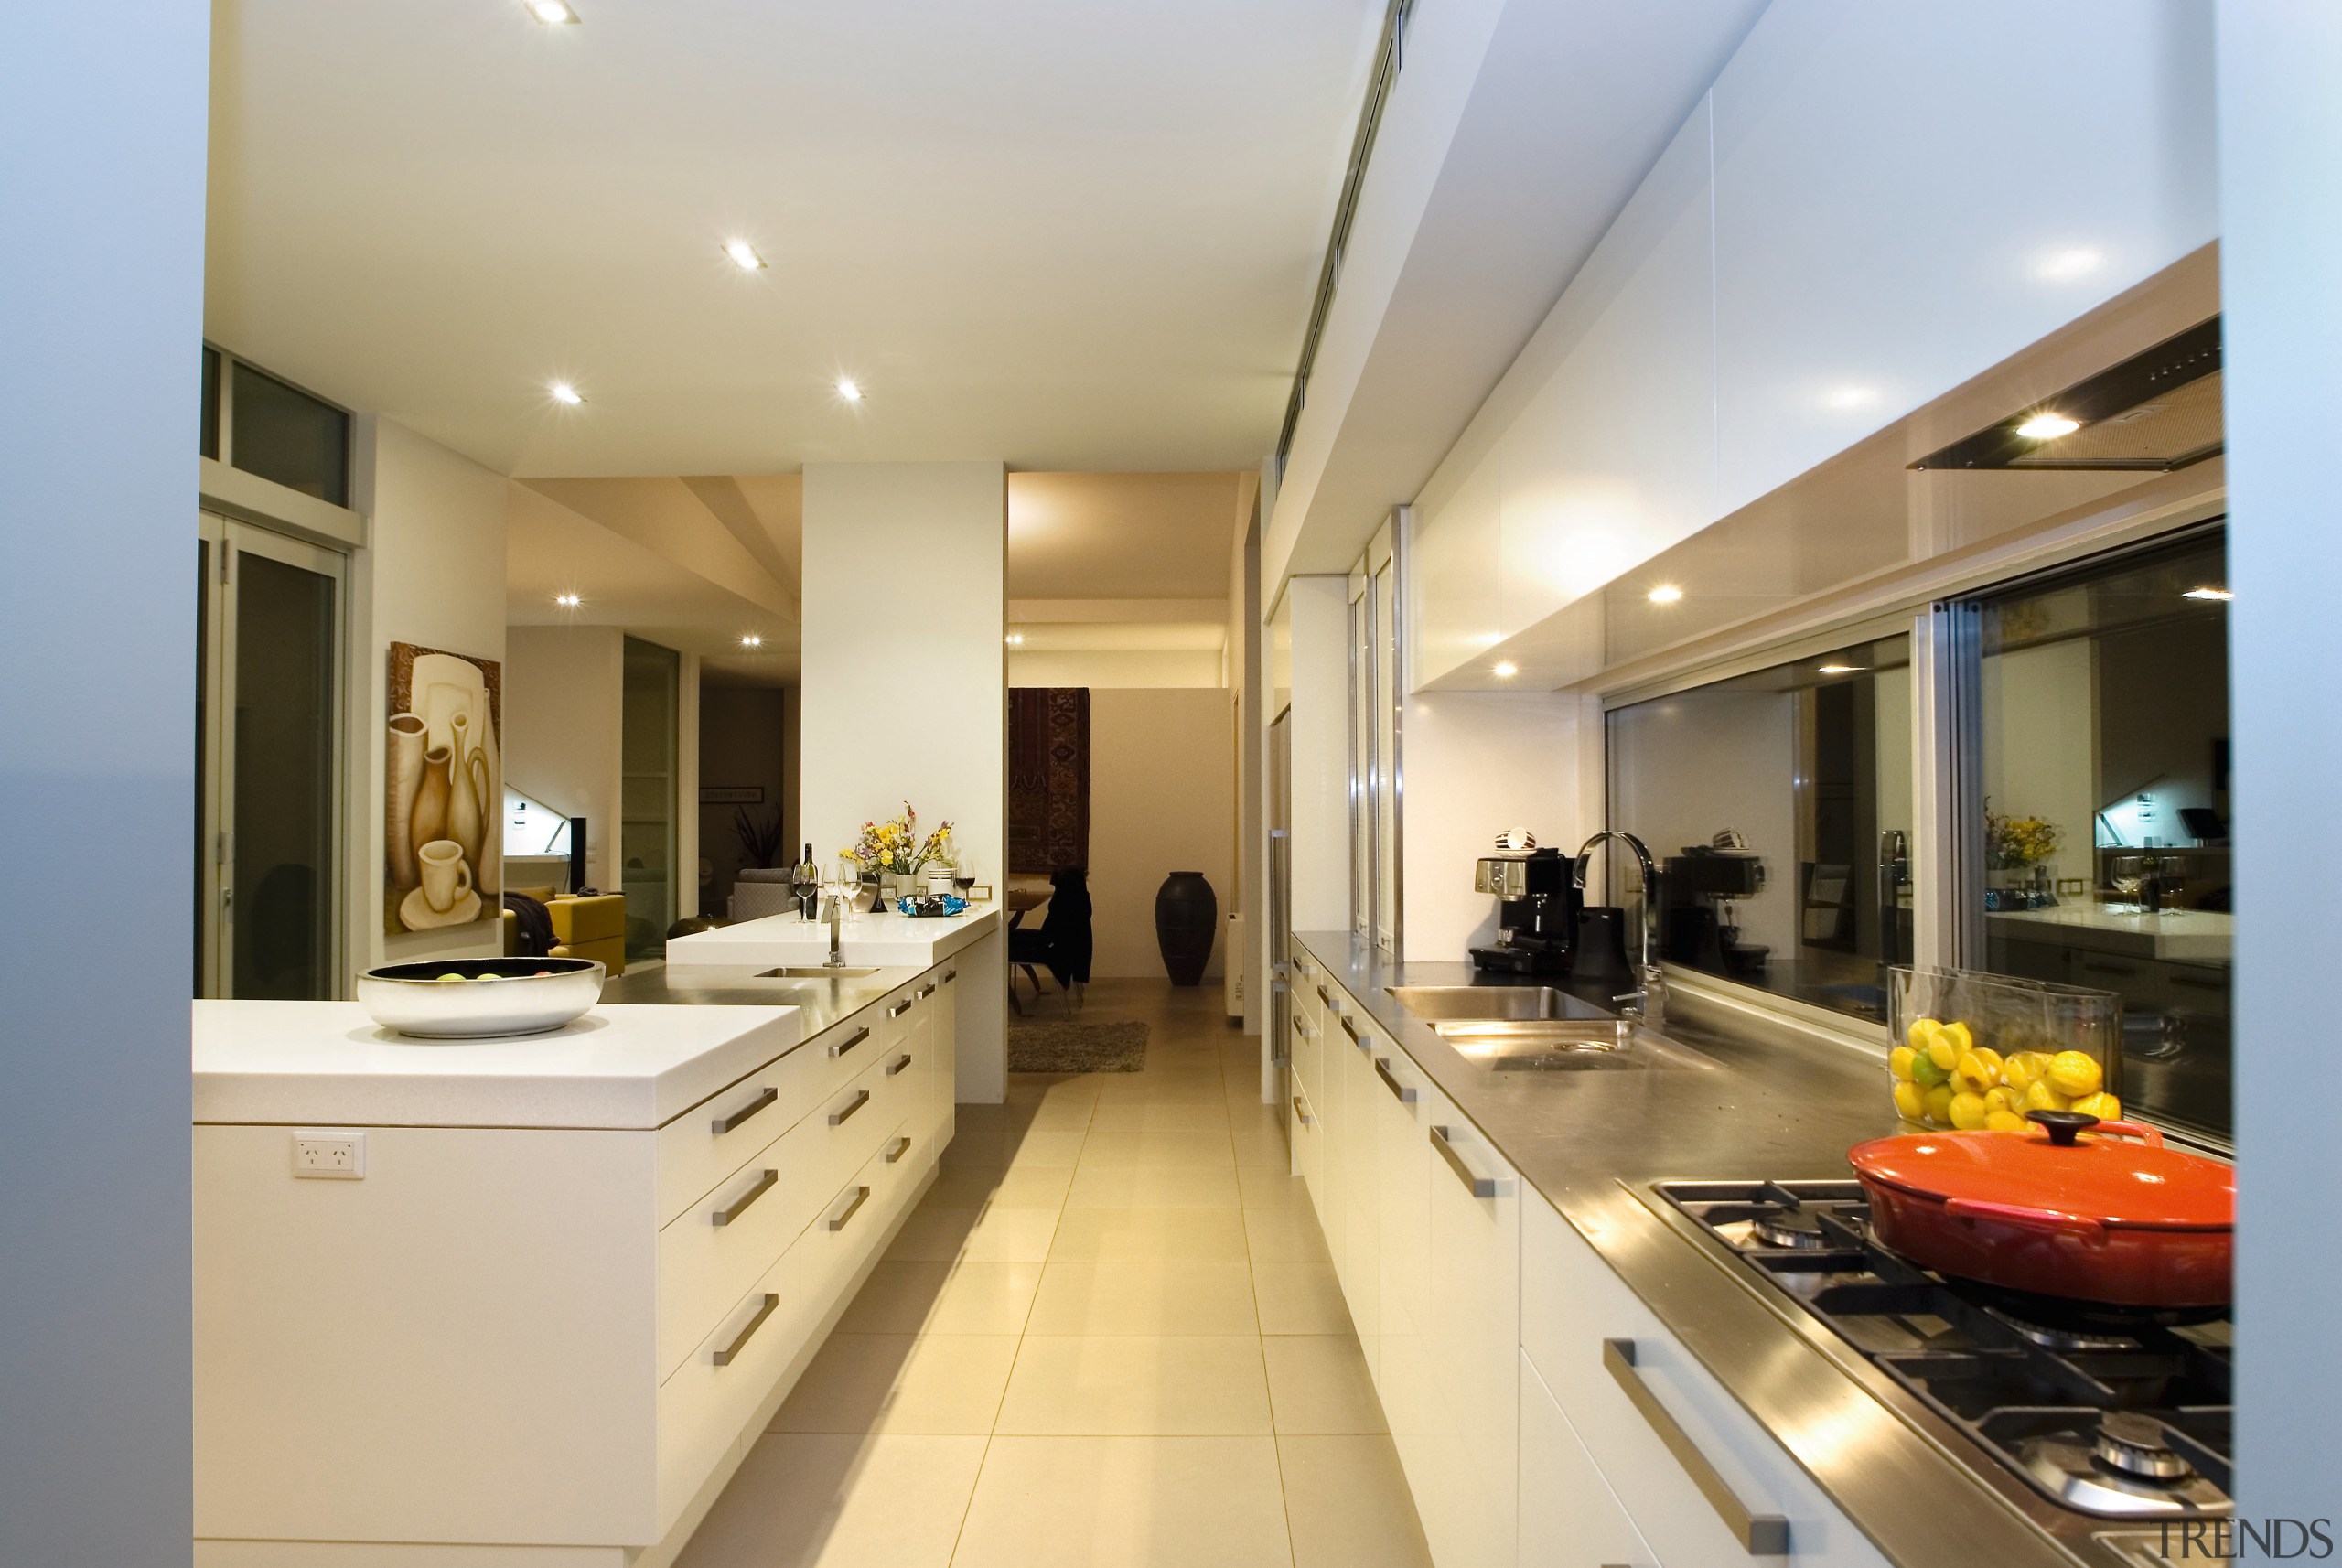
[1656,1179,2234,1521]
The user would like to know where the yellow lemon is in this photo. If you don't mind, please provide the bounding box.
[2047,1050,2104,1099]
[1941,1020,1975,1057]
[1892,1080,1927,1122]
[2070,1091,2122,1122]
[1926,1035,1960,1073]
[1922,1085,1956,1125]
[1984,1086,2018,1115]
[1952,1051,1998,1096]
[1910,1051,1950,1089]
[1889,1046,1918,1082]
[2001,1053,2039,1093]
[1907,1017,1943,1052]
[1985,1110,2032,1133]
[2021,1079,2069,1115]
[1949,1091,1991,1131]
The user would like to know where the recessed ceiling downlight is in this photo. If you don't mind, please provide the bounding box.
[1647,585,1683,605]
[554,593,581,608]
[740,634,763,649]
[1491,661,1519,679]
[724,240,766,271]
[2015,412,2081,441]
[836,379,864,402]
[549,381,585,406]
[527,0,579,23]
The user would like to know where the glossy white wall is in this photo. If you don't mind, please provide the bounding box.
[0,4,208,1560]
[1286,576,1353,934]
[2216,0,2342,1525]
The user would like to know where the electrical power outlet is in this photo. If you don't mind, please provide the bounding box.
[292,1130,366,1179]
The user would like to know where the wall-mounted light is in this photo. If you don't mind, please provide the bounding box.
[836,379,864,402]
[527,0,579,23]
[1491,661,1519,679]
[1647,585,1683,605]
[549,381,585,406]
[554,593,581,608]
[2183,586,2235,602]
[2015,412,2080,441]
[724,240,766,271]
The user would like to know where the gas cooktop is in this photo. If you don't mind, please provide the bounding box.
[1654,1179,2233,1523]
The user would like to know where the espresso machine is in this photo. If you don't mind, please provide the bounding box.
[1468,848,1581,974]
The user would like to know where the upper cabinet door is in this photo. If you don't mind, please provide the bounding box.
[1711,0,2218,518]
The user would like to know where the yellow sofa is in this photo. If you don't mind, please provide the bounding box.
[501,889,628,975]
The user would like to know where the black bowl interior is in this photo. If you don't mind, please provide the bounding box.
[368,957,598,982]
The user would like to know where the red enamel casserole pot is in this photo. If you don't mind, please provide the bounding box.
[1847,1110,2234,1308]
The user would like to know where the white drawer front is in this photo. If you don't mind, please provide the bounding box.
[656,1042,815,1227]
[802,1134,903,1313]
[1521,1197,1890,1568]
[811,1049,901,1199]
[1520,1349,1658,1568]
[656,1241,805,1535]
[655,1112,824,1380]
[1423,1101,1520,1568]
[807,1000,901,1108]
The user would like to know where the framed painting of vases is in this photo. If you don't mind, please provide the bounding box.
[385,641,503,934]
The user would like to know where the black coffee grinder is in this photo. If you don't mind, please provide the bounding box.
[1468,848,1581,975]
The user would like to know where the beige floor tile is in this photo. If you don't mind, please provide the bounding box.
[1086,1101,1232,1133]
[1025,1260,1259,1336]
[835,1260,1044,1336]
[1238,1165,1308,1208]
[1015,1096,1098,1133]
[769,1333,1020,1435]
[951,1436,1293,1568]
[1244,1205,1333,1262]
[674,1433,986,1568]
[922,1162,1074,1209]
[999,1129,1090,1169]
[1073,1129,1236,1168]
[1091,1074,1229,1106]
[1064,1165,1242,1209]
[885,1203,1062,1262]
[994,1335,1273,1435]
[1232,1131,1295,1170]
[1252,1259,1356,1335]
[1277,1435,1434,1568]
[1006,1072,1104,1107]
[1045,1206,1252,1261]
[1262,1336,1388,1434]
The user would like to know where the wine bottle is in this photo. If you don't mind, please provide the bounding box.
[791,842,820,919]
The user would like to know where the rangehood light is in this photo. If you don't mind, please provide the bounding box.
[1818,664,1861,675]
[2184,586,2235,602]
[2015,412,2081,441]
[1647,585,1683,605]
[1491,661,1519,679]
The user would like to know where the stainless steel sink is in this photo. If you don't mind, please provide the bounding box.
[757,965,882,980]
[1384,985,1606,1022]
[1429,1019,1716,1072]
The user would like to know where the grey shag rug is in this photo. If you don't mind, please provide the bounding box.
[1007,1019,1150,1074]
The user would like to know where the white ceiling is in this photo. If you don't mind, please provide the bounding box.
[206,0,1384,478]
[1006,470,1250,599]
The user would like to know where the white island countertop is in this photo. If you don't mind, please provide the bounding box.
[193,999,800,1130]
[664,902,1003,969]
[1985,904,2233,963]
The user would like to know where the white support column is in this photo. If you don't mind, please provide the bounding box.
[800,462,1008,1102]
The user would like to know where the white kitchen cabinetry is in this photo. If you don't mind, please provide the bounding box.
[195,970,955,1568]
[1520,1349,1658,1568]
[1421,1087,1520,1568]
[1708,0,2218,519]
[1520,1196,1890,1568]
[1329,1003,1382,1377]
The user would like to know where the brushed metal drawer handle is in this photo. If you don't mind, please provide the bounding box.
[827,1185,871,1231]
[1429,1124,1498,1197]
[1316,983,1331,1004]
[829,1026,871,1059]
[1603,1338,1789,1555]
[888,1052,914,1077]
[1374,1057,1418,1103]
[1339,1015,1366,1048]
[1291,1093,1314,1126]
[711,1085,779,1135]
[2169,972,2226,992]
[942,969,957,983]
[1291,1015,1312,1039]
[886,1134,913,1164]
[888,999,914,1018]
[829,1088,871,1125]
[712,1167,779,1226]
[712,1293,779,1366]
[918,983,937,999]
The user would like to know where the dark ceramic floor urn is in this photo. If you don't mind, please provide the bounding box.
[1154,871,1217,986]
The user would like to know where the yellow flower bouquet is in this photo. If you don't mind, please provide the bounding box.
[844,803,954,883]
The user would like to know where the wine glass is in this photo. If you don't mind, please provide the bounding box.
[952,852,977,898]
[2109,854,2145,913]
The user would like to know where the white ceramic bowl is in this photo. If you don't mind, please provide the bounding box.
[356,957,606,1039]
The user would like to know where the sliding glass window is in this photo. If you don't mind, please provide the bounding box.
[1607,636,1913,1025]
[1970,527,2231,1141]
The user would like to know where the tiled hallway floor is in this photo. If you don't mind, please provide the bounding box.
[676,979,1435,1568]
